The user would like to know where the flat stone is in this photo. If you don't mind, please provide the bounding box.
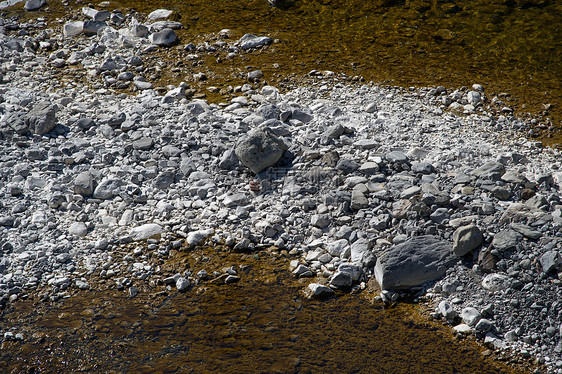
[351,189,369,210]
[452,225,483,256]
[385,150,408,163]
[374,236,456,290]
[510,223,541,240]
[237,34,273,50]
[185,229,213,247]
[400,186,421,199]
[133,137,154,150]
[491,229,522,251]
[470,161,505,181]
[224,193,249,208]
[326,239,349,258]
[130,224,163,240]
[148,9,173,20]
[481,273,511,292]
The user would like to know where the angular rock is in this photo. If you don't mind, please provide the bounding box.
[185,229,213,247]
[83,20,107,36]
[223,193,249,208]
[539,251,560,273]
[374,236,456,290]
[63,21,84,37]
[350,238,375,266]
[326,239,349,258]
[93,178,123,199]
[176,277,190,291]
[491,229,522,251]
[330,271,353,288]
[237,34,273,50]
[351,189,369,210]
[385,150,408,163]
[74,171,94,197]
[452,225,483,256]
[510,223,541,240]
[470,161,505,181]
[235,128,287,174]
[150,28,177,46]
[439,300,457,320]
[305,283,334,299]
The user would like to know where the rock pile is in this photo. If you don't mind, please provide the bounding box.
[0,5,561,373]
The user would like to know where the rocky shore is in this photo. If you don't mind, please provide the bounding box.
[0,4,561,373]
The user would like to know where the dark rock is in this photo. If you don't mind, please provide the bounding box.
[374,236,456,290]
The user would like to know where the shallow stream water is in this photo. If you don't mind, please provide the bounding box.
[0,246,531,373]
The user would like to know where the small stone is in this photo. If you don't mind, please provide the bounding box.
[237,34,273,50]
[475,318,493,332]
[69,222,88,237]
[330,271,353,288]
[150,28,177,46]
[176,277,190,291]
[461,307,482,327]
[491,229,522,251]
[439,300,457,320]
[481,273,511,292]
[305,283,334,299]
[148,9,173,20]
[311,214,330,229]
[235,128,287,174]
[452,225,483,256]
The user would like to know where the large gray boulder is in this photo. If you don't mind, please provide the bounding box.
[6,101,58,135]
[235,128,287,174]
[374,235,456,290]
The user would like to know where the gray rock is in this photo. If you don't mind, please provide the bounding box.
[430,207,449,224]
[326,239,349,258]
[74,171,94,197]
[330,271,353,288]
[219,149,239,169]
[148,9,173,20]
[351,189,369,210]
[311,214,330,229]
[400,186,421,199]
[130,224,163,240]
[439,300,456,320]
[338,263,362,282]
[324,124,345,139]
[359,162,380,175]
[452,225,483,256]
[461,307,482,327]
[133,137,154,150]
[292,264,314,278]
[491,186,512,200]
[510,223,541,240]
[69,222,88,237]
[374,236,456,290]
[224,193,249,208]
[385,150,408,163]
[350,238,375,266]
[150,28,177,46]
[176,277,190,291]
[83,20,107,36]
[235,128,287,174]
[411,162,435,174]
[24,0,45,11]
[539,251,560,273]
[27,101,58,135]
[305,283,334,299]
[153,171,175,189]
[93,178,123,199]
[481,273,511,292]
[335,158,359,174]
[185,229,213,247]
[76,117,95,130]
[491,229,522,251]
[237,34,273,50]
[131,24,149,37]
[475,318,493,332]
[470,161,505,181]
